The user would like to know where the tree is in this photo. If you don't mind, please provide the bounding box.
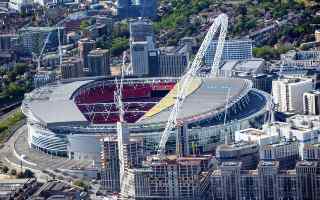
[10,169,17,176]
[80,21,90,31]
[13,63,28,75]
[111,37,129,56]
[6,83,24,98]
[2,166,9,174]
[73,180,88,190]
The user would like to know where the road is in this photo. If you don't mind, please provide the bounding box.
[0,125,106,199]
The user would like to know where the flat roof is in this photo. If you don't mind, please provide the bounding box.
[0,179,29,184]
[233,59,264,72]
[26,81,91,126]
[30,100,87,125]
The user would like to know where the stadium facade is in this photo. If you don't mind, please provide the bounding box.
[22,76,271,162]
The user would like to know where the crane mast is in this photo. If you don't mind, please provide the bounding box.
[157,14,228,156]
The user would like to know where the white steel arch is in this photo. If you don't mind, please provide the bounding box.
[157,13,228,156]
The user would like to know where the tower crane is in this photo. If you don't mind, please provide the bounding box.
[157,13,228,157]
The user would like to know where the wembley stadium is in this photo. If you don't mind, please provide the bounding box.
[22,76,271,162]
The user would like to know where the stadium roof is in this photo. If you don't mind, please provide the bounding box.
[30,100,87,126]
[140,77,251,124]
[26,80,91,126]
[25,77,253,127]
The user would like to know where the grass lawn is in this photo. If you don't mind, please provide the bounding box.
[0,111,25,144]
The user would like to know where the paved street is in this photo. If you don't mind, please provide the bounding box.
[0,125,92,182]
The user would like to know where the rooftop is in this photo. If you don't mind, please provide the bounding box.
[20,26,63,32]
[140,77,252,124]
[217,141,258,151]
[259,161,278,167]
[88,48,109,55]
[304,90,320,95]
[24,80,91,126]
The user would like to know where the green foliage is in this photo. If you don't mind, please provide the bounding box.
[80,21,90,31]
[73,180,89,190]
[0,111,25,144]
[13,63,28,75]
[253,44,293,60]
[154,0,210,31]
[6,83,25,98]
[112,21,129,38]
[111,37,129,56]
[0,63,33,105]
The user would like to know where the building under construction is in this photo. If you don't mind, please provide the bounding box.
[120,154,214,200]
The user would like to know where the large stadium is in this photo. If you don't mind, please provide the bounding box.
[22,76,271,162]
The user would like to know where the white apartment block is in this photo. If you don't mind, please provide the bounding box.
[303,90,320,115]
[272,78,313,113]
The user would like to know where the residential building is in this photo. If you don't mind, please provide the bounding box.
[210,161,320,200]
[87,49,110,77]
[117,121,144,196]
[260,137,300,169]
[237,73,273,93]
[18,26,64,56]
[216,141,260,170]
[248,21,282,45]
[131,41,149,76]
[148,49,189,77]
[281,50,320,69]
[303,143,320,161]
[60,57,82,79]
[101,136,143,192]
[122,155,213,199]
[117,0,157,19]
[235,128,280,147]
[78,38,96,69]
[262,115,320,159]
[158,53,188,77]
[272,77,313,113]
[0,178,37,199]
[32,180,87,199]
[315,30,320,43]
[9,0,33,12]
[33,0,54,6]
[0,34,16,51]
[129,18,154,48]
[204,39,253,67]
[303,90,320,115]
[150,45,190,77]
